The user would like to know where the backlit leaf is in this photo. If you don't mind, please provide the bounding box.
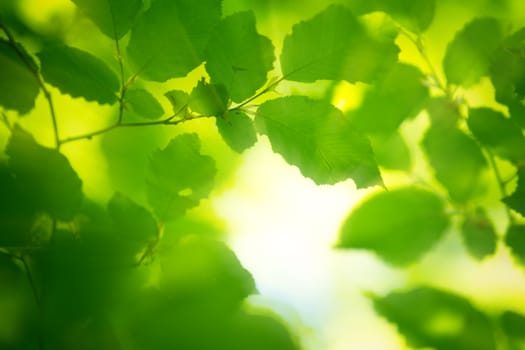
[147,133,216,222]
[505,225,525,266]
[443,17,503,87]
[372,287,496,350]
[461,207,497,260]
[165,90,190,114]
[426,97,461,128]
[280,4,399,83]
[369,131,411,171]
[216,110,257,153]
[501,311,525,341]
[0,39,40,114]
[338,187,448,265]
[37,44,119,104]
[422,126,487,202]
[71,0,142,39]
[125,88,164,120]
[255,96,381,187]
[503,168,525,216]
[205,11,274,103]
[127,0,221,81]
[189,79,229,117]
[6,126,83,220]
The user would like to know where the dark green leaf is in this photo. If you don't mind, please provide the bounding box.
[189,79,229,117]
[461,207,497,260]
[501,311,525,340]
[71,0,142,39]
[216,110,257,153]
[107,192,157,244]
[125,88,164,120]
[350,63,428,134]
[165,90,190,114]
[280,4,399,83]
[127,0,221,81]
[205,11,274,103]
[338,187,448,265]
[505,225,525,265]
[372,287,496,350]
[503,169,525,216]
[468,108,525,164]
[37,44,119,104]
[422,126,487,202]
[369,131,411,170]
[347,0,435,33]
[426,97,461,128]
[0,39,40,114]
[443,17,503,87]
[6,126,83,220]
[255,96,381,187]
[147,133,216,222]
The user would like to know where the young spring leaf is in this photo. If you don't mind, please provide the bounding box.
[70,0,142,39]
[165,90,190,114]
[189,79,229,117]
[461,207,497,260]
[503,168,525,216]
[467,108,525,164]
[369,131,412,171]
[350,63,429,134]
[371,287,496,350]
[125,88,164,120]
[280,4,399,83]
[6,126,83,220]
[205,11,274,103]
[147,133,216,222]
[426,97,461,128]
[347,0,436,33]
[255,96,381,187]
[337,187,448,265]
[500,311,525,343]
[127,0,221,81]
[505,225,525,266]
[216,110,257,153]
[422,126,487,203]
[37,44,119,104]
[0,39,40,114]
[443,17,503,87]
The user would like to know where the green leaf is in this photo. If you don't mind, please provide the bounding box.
[350,63,428,134]
[443,17,503,87]
[6,126,83,220]
[125,88,164,120]
[503,169,525,216]
[347,0,435,33]
[369,131,411,171]
[372,287,496,350]
[426,97,461,128]
[107,192,157,244]
[468,108,525,164]
[280,4,399,83]
[70,0,142,39]
[338,187,448,265]
[216,110,257,153]
[461,207,497,260]
[505,225,525,265]
[501,311,525,341]
[37,44,119,104]
[0,39,40,114]
[422,126,487,202]
[205,11,274,103]
[189,79,229,117]
[255,96,381,187]
[165,90,190,114]
[127,0,221,81]
[147,133,216,222]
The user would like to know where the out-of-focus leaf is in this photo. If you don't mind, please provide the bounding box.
[369,131,411,170]
[347,0,435,33]
[0,39,40,114]
[165,90,190,114]
[216,110,257,153]
[189,79,229,117]
[255,96,381,187]
[461,207,497,260]
[338,187,449,265]
[351,63,428,134]
[422,126,487,202]
[127,0,221,81]
[501,311,525,341]
[37,44,119,104]
[505,225,525,266]
[71,0,142,39]
[205,11,274,103]
[372,287,496,350]
[6,126,83,220]
[426,97,461,128]
[503,168,525,216]
[443,17,503,87]
[280,4,398,83]
[468,108,525,164]
[147,133,216,222]
[125,88,164,120]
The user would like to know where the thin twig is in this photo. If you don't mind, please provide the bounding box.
[230,76,284,112]
[1,111,12,131]
[18,255,44,350]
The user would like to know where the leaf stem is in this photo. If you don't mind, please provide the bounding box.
[1,111,12,131]
[230,76,284,112]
